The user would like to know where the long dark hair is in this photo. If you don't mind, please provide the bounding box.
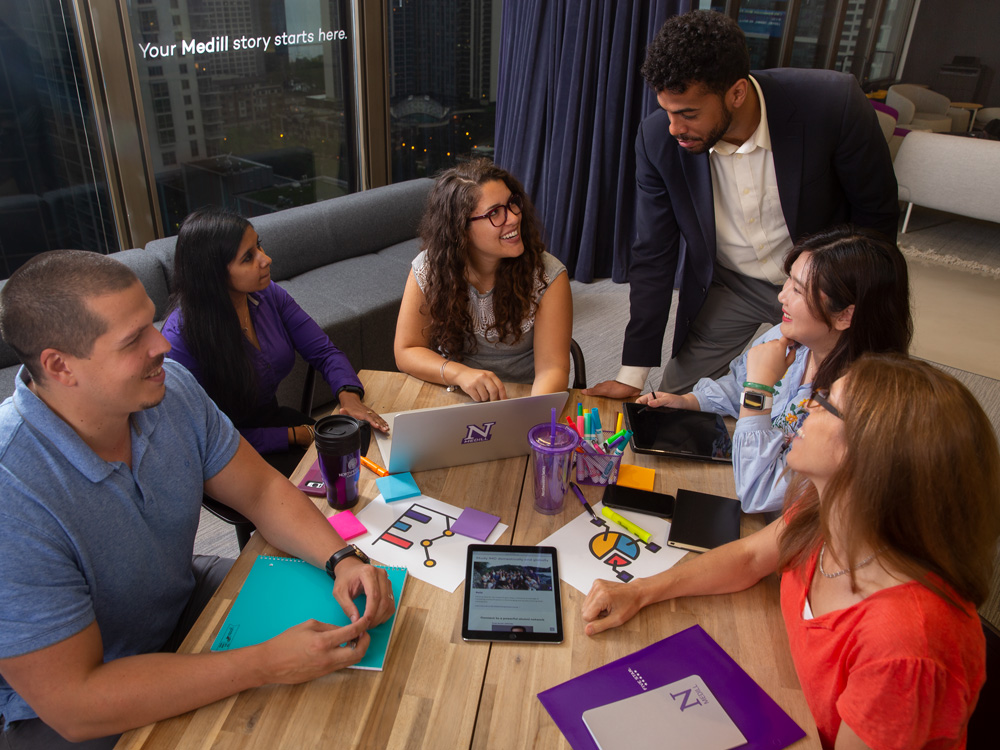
[785,225,912,391]
[418,158,546,361]
[169,207,257,422]
[779,355,1000,608]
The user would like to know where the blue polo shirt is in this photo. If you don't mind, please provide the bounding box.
[0,360,240,725]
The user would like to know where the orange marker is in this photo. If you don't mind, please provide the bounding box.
[360,456,389,477]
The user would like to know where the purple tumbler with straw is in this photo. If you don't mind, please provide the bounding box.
[528,422,579,514]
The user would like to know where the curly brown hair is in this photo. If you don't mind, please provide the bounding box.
[418,159,546,361]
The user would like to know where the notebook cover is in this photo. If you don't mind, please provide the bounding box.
[582,676,747,750]
[666,489,742,553]
[211,556,406,671]
[537,625,805,750]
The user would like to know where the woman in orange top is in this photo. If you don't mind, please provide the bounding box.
[583,355,999,749]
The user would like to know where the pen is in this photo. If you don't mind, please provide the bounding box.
[360,456,389,477]
[570,482,600,522]
[601,506,652,544]
[615,412,623,434]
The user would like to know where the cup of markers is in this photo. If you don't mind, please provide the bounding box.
[566,405,631,487]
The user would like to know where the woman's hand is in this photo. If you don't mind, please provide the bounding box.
[581,578,650,635]
[289,425,315,448]
[453,366,508,402]
[636,391,700,410]
[338,392,389,433]
[745,336,798,388]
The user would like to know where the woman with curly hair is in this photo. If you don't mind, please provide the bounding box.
[394,159,572,401]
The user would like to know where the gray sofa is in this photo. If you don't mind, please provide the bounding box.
[0,178,434,410]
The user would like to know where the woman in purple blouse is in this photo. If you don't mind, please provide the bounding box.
[162,207,387,476]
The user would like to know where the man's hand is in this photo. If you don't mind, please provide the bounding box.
[331,556,396,627]
[581,578,648,636]
[256,618,371,684]
[454,367,508,402]
[581,380,641,399]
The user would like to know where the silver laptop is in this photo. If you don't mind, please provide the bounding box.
[374,392,569,473]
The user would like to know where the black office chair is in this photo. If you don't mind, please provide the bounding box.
[570,337,587,389]
[967,616,1000,749]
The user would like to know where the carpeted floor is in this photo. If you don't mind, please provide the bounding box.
[898,206,1000,280]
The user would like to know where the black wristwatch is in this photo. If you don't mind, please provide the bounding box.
[336,385,365,399]
[325,544,371,581]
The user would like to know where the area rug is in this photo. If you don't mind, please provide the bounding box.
[898,208,1000,279]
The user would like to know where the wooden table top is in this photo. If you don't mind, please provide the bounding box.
[117,371,819,750]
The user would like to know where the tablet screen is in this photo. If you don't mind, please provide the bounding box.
[462,545,563,643]
[623,402,733,462]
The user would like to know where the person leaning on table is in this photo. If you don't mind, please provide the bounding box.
[636,225,911,514]
[162,207,388,479]
[0,250,394,750]
[583,355,999,750]
[394,158,573,402]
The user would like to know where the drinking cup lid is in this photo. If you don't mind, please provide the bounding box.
[528,422,579,453]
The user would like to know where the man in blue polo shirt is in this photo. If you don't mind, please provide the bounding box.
[0,250,395,749]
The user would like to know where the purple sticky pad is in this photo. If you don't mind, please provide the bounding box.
[328,510,366,541]
[375,472,420,502]
[296,460,326,497]
[451,507,501,541]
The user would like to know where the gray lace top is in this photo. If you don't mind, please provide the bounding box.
[411,250,567,384]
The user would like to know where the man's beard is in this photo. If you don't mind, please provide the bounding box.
[678,104,734,154]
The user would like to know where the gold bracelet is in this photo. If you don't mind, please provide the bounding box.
[440,358,450,385]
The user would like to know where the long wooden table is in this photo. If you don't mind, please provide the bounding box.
[117,371,819,749]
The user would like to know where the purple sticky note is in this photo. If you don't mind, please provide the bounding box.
[451,507,500,541]
[329,510,366,541]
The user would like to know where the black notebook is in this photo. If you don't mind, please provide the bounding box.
[666,489,742,553]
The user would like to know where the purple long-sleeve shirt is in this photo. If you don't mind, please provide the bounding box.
[162,282,363,454]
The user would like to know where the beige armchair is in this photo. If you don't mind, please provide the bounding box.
[886,84,967,133]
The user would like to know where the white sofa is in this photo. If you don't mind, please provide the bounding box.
[886,84,968,133]
[894,131,1000,232]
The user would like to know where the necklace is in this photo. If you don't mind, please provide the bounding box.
[818,542,881,579]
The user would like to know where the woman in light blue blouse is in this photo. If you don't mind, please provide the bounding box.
[638,226,911,513]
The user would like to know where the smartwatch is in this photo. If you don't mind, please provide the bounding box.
[325,544,371,581]
[740,389,773,411]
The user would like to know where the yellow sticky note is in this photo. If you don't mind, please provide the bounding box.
[616,464,655,491]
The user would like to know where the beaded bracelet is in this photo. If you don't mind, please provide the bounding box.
[742,381,776,394]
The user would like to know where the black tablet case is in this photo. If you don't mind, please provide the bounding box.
[667,489,742,553]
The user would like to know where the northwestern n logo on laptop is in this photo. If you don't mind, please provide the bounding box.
[462,421,496,444]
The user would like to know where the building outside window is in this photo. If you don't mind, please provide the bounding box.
[388,0,502,181]
[126,0,360,235]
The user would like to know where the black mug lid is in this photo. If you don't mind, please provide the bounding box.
[314,415,361,454]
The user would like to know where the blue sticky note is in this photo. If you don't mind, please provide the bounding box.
[376,472,421,502]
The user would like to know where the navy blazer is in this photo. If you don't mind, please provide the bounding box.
[622,69,899,367]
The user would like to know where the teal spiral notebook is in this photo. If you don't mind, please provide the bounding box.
[211,555,407,671]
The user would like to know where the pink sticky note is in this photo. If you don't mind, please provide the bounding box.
[329,510,366,541]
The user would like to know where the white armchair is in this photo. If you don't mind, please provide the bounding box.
[886,84,968,133]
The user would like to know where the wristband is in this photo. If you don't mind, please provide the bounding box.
[740,389,773,411]
[742,381,776,394]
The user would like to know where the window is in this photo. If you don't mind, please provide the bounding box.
[388,0,502,180]
[127,0,360,234]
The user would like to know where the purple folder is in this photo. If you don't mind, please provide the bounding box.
[537,625,806,750]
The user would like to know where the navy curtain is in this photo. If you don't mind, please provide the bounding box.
[494,0,691,282]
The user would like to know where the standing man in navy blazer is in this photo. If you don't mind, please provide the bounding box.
[585,10,898,399]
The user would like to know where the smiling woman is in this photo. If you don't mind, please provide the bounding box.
[393,159,573,402]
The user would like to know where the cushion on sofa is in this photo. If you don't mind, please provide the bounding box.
[111,247,172,319]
